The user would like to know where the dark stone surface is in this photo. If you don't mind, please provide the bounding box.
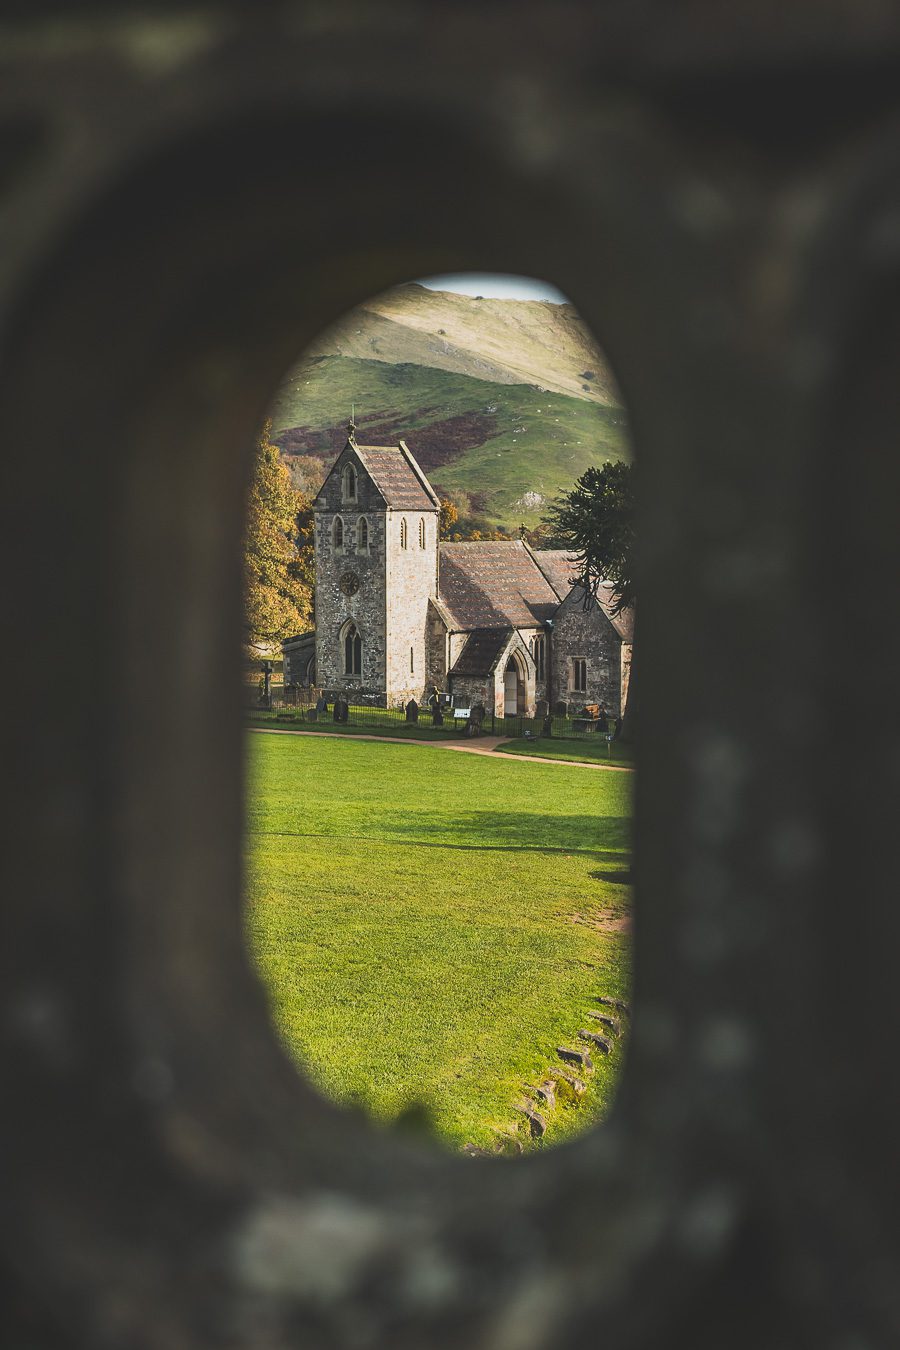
[578,1030,613,1055]
[588,1012,622,1035]
[518,1105,548,1138]
[597,996,630,1015]
[534,1081,557,1110]
[557,1046,594,1072]
[549,1068,587,1098]
[3,4,900,1349]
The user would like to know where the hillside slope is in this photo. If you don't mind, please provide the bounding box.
[269,284,629,529]
[301,283,618,403]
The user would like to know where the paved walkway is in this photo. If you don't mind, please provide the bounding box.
[247,725,634,773]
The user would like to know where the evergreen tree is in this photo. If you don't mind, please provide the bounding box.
[545,461,635,614]
[546,461,636,737]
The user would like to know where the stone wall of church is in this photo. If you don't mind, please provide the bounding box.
[425,607,449,693]
[446,674,490,713]
[384,508,438,705]
[550,591,625,715]
[314,449,388,700]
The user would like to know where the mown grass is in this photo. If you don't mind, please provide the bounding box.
[244,732,632,1152]
[496,735,636,769]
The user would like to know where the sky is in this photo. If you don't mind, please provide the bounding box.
[417,272,569,304]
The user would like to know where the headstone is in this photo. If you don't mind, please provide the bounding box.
[587,1011,621,1035]
[260,659,274,708]
[405,699,419,723]
[552,700,567,717]
[535,700,548,718]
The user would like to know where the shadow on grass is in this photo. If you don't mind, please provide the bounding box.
[375,808,632,857]
[255,827,630,860]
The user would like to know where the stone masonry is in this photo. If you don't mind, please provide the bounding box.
[313,431,439,705]
[306,433,633,716]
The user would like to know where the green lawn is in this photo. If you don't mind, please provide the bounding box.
[496,735,635,769]
[245,731,633,1152]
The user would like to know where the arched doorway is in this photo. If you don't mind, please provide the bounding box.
[503,656,525,716]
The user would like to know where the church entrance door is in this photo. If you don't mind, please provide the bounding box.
[503,662,519,717]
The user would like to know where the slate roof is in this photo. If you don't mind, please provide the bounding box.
[438,541,560,630]
[448,628,511,677]
[594,586,635,642]
[531,548,581,599]
[353,441,439,510]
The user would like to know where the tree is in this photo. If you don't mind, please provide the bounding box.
[285,453,327,497]
[545,460,635,613]
[438,497,459,539]
[244,420,313,648]
[545,460,636,736]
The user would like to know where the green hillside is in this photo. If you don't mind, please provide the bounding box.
[267,283,631,530]
[270,355,628,529]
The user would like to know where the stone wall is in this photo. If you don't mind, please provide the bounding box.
[6,7,900,1349]
[314,447,387,701]
[384,507,438,704]
[282,633,315,686]
[445,673,489,712]
[550,591,625,715]
[424,605,449,693]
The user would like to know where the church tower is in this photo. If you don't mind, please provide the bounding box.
[312,419,440,705]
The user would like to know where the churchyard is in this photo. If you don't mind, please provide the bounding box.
[246,702,636,766]
[245,731,632,1152]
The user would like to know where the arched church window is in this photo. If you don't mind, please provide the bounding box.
[418,517,426,549]
[400,518,408,549]
[343,623,362,677]
[342,464,357,501]
[333,515,344,551]
[358,516,369,553]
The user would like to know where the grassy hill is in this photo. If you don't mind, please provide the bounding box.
[268,284,630,530]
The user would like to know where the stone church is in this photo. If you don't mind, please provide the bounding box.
[282,424,633,718]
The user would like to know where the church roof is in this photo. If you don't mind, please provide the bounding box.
[448,628,511,677]
[438,540,560,630]
[353,441,440,510]
[596,587,635,641]
[531,548,581,598]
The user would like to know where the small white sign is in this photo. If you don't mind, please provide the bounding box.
[453,707,471,719]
